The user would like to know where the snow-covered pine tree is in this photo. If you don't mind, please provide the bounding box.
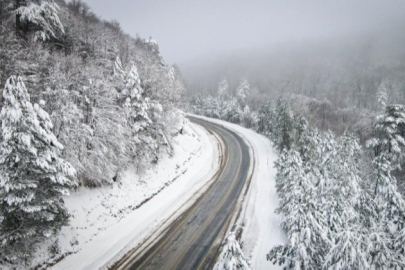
[218,78,229,101]
[323,134,369,269]
[236,79,250,107]
[202,95,220,119]
[0,76,76,263]
[124,63,151,134]
[366,102,405,267]
[241,105,251,128]
[367,104,405,162]
[114,55,126,81]
[214,233,252,270]
[324,226,369,270]
[268,150,330,269]
[256,101,274,136]
[273,99,294,152]
[166,65,185,105]
[376,81,388,111]
[221,98,242,124]
[16,0,65,41]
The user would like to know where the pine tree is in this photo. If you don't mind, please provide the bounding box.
[366,102,405,268]
[0,76,76,263]
[214,233,252,270]
[376,81,388,111]
[256,101,274,135]
[222,98,242,123]
[123,63,151,134]
[241,105,251,127]
[273,99,294,152]
[166,65,185,105]
[323,134,369,269]
[217,78,229,100]
[367,104,405,161]
[324,226,369,270]
[236,79,250,107]
[268,150,330,269]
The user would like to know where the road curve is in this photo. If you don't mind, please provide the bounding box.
[112,117,251,270]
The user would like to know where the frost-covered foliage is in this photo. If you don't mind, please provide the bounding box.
[190,78,255,126]
[0,0,187,265]
[166,65,186,105]
[0,76,76,264]
[214,233,252,270]
[16,0,65,41]
[367,104,405,163]
[236,79,250,106]
[266,99,405,269]
[192,89,405,268]
[218,78,229,100]
[376,81,389,111]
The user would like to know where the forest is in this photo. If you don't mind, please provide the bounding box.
[1,0,405,269]
[0,0,186,266]
[191,72,405,269]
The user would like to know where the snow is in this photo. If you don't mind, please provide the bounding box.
[190,115,286,270]
[33,119,220,269]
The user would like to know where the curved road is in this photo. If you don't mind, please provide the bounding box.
[112,117,251,270]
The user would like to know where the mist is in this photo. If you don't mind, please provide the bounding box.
[82,0,405,102]
[83,0,405,63]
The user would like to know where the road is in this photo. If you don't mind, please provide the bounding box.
[112,117,252,270]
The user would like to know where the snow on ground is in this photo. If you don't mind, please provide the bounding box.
[190,115,286,270]
[32,118,220,270]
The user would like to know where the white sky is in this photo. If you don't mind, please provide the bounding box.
[83,0,405,64]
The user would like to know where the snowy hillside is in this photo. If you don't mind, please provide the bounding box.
[28,119,220,269]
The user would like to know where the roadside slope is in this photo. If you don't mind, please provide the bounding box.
[43,120,220,270]
[190,115,286,270]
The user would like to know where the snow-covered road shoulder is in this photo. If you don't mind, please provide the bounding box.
[190,115,286,270]
[33,119,220,270]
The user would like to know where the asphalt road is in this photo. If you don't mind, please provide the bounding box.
[112,117,251,270]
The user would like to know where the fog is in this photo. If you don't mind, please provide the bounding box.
[82,0,405,64]
[83,0,405,99]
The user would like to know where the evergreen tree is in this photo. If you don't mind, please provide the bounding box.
[367,104,405,161]
[256,101,274,135]
[241,105,251,127]
[124,62,151,135]
[273,99,294,152]
[324,227,369,269]
[236,79,250,107]
[0,76,76,263]
[268,151,330,269]
[214,233,252,270]
[217,78,229,100]
[222,98,242,123]
[376,81,388,111]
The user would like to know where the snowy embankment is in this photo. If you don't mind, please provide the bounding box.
[191,115,286,270]
[33,118,220,270]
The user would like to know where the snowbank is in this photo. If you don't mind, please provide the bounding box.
[190,115,286,270]
[32,119,220,269]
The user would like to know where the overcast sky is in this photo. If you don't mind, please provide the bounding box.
[83,0,405,65]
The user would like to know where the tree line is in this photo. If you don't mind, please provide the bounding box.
[191,77,405,269]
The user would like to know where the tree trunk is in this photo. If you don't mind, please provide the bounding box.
[15,0,22,36]
[15,0,27,38]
